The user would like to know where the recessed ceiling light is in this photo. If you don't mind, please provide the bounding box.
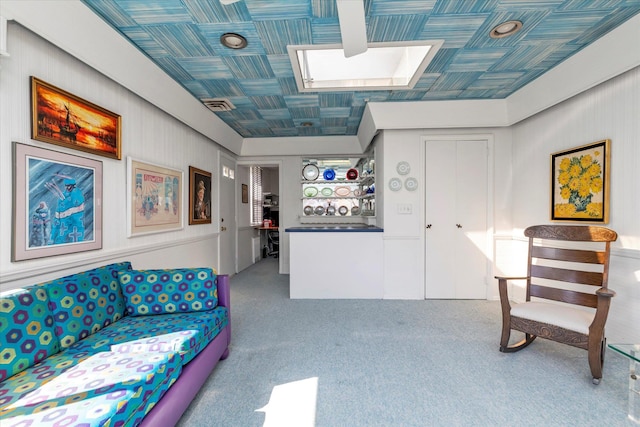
[489,20,523,39]
[301,122,314,127]
[220,33,248,49]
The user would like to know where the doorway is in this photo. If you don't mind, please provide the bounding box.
[236,161,283,274]
[219,153,237,275]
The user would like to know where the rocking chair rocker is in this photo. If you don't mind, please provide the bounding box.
[496,225,617,384]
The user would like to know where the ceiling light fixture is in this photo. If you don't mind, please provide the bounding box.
[220,33,248,49]
[489,20,523,39]
[301,122,314,127]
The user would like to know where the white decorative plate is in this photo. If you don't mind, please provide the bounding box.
[404,177,418,191]
[302,164,319,180]
[388,177,402,192]
[338,206,348,216]
[396,161,411,175]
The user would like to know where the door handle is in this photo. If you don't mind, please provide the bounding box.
[221,226,227,231]
[426,224,432,229]
[456,224,462,228]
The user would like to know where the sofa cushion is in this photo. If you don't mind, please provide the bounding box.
[66,307,229,364]
[0,348,181,426]
[119,268,218,316]
[0,287,60,382]
[44,261,132,349]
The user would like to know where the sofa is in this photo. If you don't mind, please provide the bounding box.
[0,261,231,426]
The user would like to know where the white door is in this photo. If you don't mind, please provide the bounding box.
[425,139,488,299]
[219,154,237,275]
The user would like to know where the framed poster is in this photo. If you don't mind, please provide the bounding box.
[189,166,212,225]
[551,139,610,223]
[13,142,103,261]
[127,158,183,236]
[31,76,122,159]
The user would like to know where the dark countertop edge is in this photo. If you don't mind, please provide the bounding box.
[285,226,383,233]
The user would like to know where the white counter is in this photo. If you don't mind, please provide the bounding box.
[286,226,384,299]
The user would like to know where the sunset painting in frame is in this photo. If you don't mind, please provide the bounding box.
[551,139,610,223]
[31,77,122,159]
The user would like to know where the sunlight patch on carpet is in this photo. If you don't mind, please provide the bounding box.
[256,377,318,427]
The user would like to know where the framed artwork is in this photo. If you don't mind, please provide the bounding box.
[13,142,103,261]
[242,184,248,204]
[127,158,183,236]
[189,166,212,225]
[31,76,122,160]
[551,139,610,223]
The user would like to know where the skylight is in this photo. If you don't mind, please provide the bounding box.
[288,41,443,92]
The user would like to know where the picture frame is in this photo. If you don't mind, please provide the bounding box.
[242,183,248,204]
[127,158,183,236]
[13,142,103,261]
[551,139,610,223]
[189,166,212,225]
[31,76,122,160]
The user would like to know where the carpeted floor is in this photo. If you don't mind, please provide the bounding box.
[177,257,633,426]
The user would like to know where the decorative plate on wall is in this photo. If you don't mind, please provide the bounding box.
[321,187,333,196]
[323,168,335,180]
[388,177,402,192]
[302,164,319,180]
[347,168,358,180]
[404,177,418,191]
[303,186,318,197]
[303,205,314,215]
[396,161,411,175]
[334,186,351,197]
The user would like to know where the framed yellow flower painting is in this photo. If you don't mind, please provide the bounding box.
[551,139,610,223]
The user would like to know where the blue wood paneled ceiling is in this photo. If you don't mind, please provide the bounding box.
[81,0,640,138]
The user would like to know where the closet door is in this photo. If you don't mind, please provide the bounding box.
[425,139,488,299]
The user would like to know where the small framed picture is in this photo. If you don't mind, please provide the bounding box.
[189,166,212,225]
[242,184,248,204]
[13,142,103,261]
[551,139,610,223]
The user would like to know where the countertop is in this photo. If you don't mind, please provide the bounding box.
[285,225,383,233]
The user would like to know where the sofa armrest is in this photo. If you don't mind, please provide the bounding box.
[217,274,231,346]
[217,274,230,309]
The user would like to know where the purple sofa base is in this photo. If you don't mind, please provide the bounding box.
[139,274,231,427]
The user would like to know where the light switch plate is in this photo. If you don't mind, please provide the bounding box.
[397,203,412,214]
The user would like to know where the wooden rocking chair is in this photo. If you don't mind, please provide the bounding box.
[496,225,617,384]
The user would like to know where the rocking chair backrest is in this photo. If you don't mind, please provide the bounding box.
[524,225,617,308]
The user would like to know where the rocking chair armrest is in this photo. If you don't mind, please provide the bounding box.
[596,287,616,299]
[494,276,528,282]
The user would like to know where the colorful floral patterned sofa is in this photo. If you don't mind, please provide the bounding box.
[0,261,231,426]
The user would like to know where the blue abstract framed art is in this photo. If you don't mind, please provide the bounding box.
[13,142,103,261]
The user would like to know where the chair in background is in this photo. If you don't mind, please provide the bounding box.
[496,224,617,384]
[267,230,279,258]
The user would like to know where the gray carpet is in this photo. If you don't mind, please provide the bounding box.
[177,258,632,426]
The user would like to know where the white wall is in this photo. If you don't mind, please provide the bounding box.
[378,128,513,299]
[509,65,640,343]
[0,22,225,291]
